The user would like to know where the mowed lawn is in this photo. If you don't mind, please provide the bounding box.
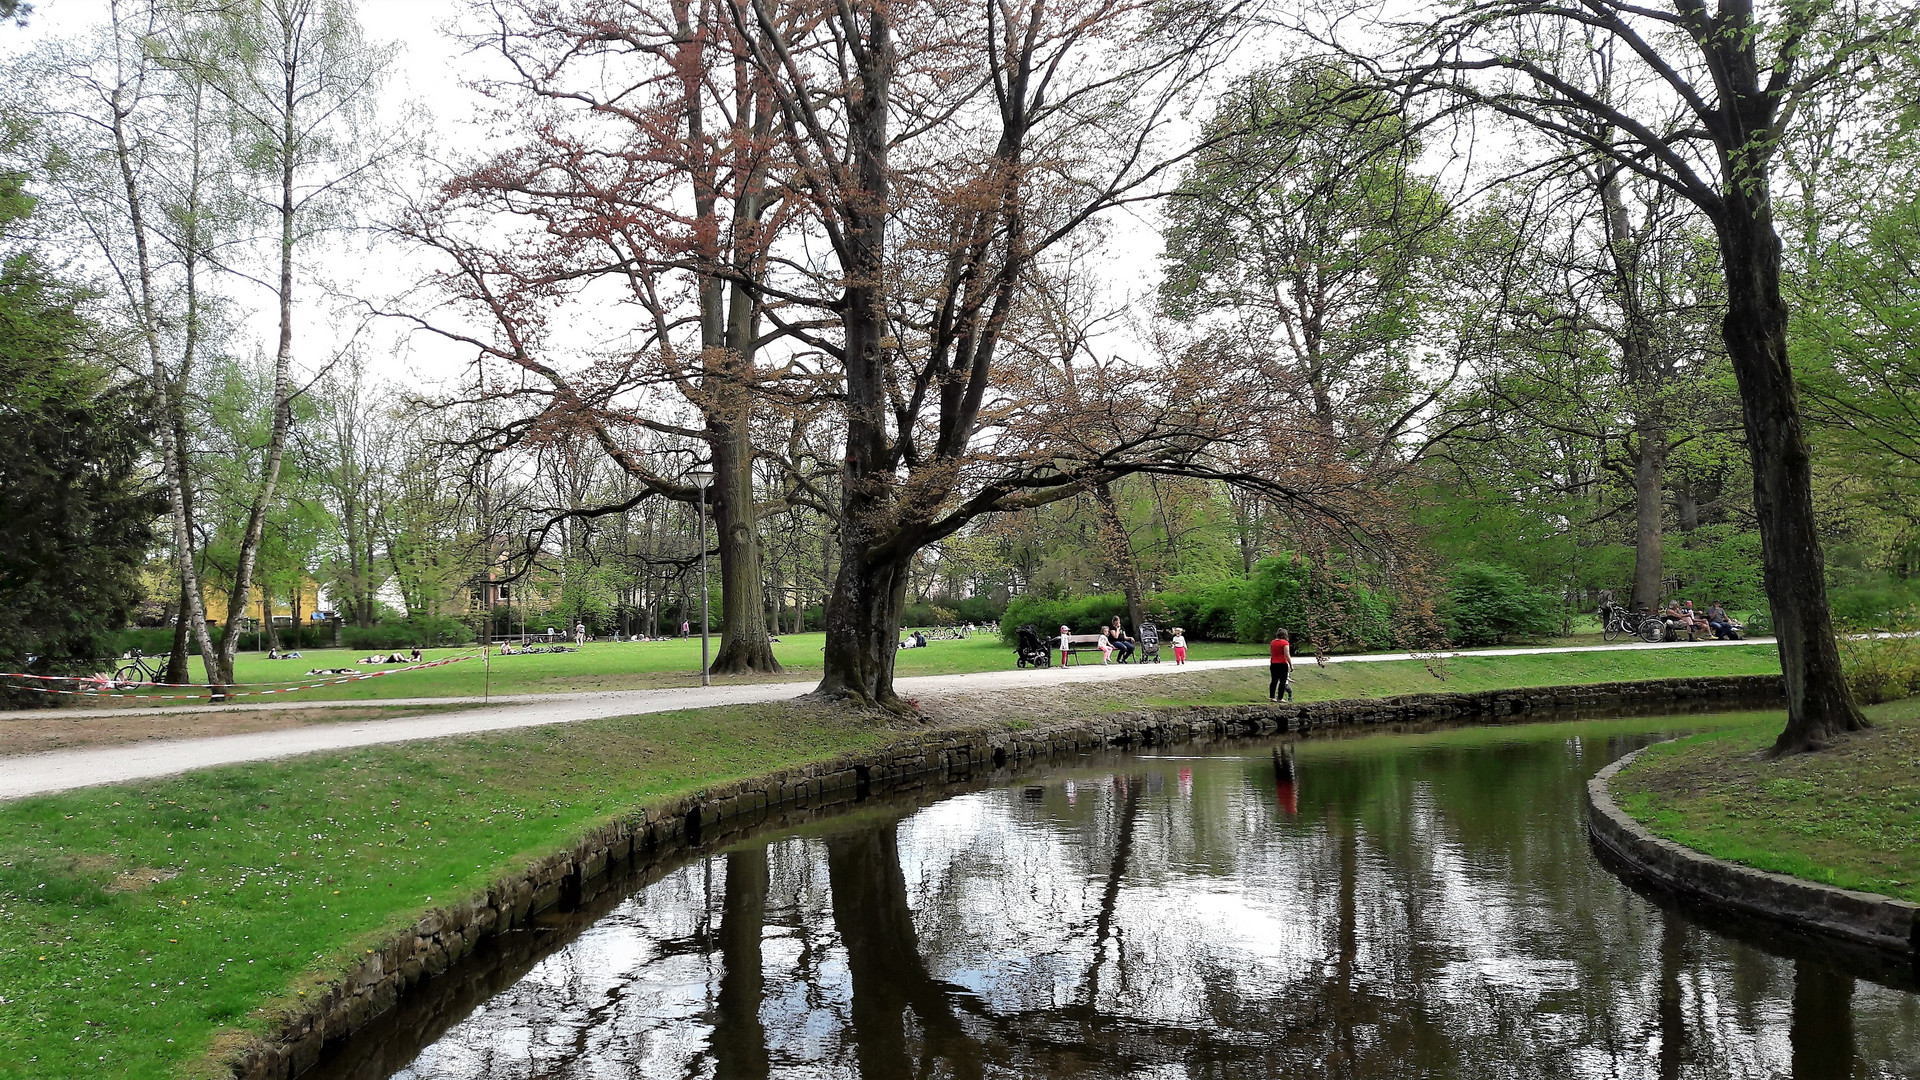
[107,633,1272,704]
[1614,695,1920,904]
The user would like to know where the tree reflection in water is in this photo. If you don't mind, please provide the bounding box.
[378,732,1918,1080]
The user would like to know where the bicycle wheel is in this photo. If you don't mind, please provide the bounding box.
[113,664,147,685]
[1601,615,1621,643]
[1638,617,1667,644]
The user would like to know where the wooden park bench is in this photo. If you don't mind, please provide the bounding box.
[1057,633,1110,665]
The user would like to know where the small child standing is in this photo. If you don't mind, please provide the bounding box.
[1171,628,1187,665]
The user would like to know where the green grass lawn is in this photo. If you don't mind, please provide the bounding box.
[0,643,1785,1078]
[104,626,1751,708]
[122,633,1271,705]
[1124,643,1783,709]
[1613,696,1920,905]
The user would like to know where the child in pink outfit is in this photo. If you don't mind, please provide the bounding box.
[1171,629,1187,665]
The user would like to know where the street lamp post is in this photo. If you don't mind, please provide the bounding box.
[690,468,714,686]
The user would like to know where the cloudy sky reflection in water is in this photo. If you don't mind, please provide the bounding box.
[388,732,1920,1079]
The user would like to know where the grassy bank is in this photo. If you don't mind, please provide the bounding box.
[0,645,1781,1078]
[1613,696,1920,906]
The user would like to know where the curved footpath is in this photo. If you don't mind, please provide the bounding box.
[0,637,1775,801]
[1588,746,1919,960]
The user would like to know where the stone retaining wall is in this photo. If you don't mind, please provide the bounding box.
[230,673,1786,1080]
[1588,746,1919,963]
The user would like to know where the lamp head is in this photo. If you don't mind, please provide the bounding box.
[689,467,714,490]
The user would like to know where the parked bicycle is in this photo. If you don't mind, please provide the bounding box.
[1597,591,1649,643]
[113,649,163,685]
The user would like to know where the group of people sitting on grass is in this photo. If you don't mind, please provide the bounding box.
[898,630,930,649]
[497,642,576,655]
[357,649,422,665]
[264,648,303,660]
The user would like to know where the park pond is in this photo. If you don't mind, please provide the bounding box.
[311,716,1920,1079]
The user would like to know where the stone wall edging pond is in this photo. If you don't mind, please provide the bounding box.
[228,672,1788,1080]
[1587,745,1920,964]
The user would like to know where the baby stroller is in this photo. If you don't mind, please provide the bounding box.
[1137,620,1161,663]
[1014,625,1053,668]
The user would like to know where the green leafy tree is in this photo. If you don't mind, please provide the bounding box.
[1161,63,1453,445]
[0,195,160,688]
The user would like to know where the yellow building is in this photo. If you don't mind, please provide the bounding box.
[202,577,323,629]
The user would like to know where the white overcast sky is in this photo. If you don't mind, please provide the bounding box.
[7,0,1184,394]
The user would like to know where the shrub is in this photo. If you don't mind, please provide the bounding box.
[900,602,965,627]
[1226,557,1397,650]
[1000,592,1130,642]
[342,617,477,651]
[1152,578,1243,641]
[1441,563,1561,646]
[1828,577,1920,627]
[1839,633,1920,705]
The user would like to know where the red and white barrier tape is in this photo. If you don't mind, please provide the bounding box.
[3,653,480,700]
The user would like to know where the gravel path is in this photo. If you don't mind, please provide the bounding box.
[0,637,1776,800]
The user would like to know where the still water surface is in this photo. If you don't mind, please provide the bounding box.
[340,719,1920,1079]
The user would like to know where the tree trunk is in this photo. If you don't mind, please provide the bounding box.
[708,409,780,675]
[215,59,300,686]
[1631,424,1666,611]
[167,581,192,685]
[106,44,220,693]
[1093,481,1146,633]
[1674,484,1700,532]
[817,548,910,710]
[1716,194,1865,753]
[814,4,899,708]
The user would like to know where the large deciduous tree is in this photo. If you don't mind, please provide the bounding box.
[1380,0,1920,752]
[728,0,1311,709]
[404,0,797,674]
[1159,64,1453,449]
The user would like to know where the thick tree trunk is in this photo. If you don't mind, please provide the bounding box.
[817,535,910,710]
[1631,425,1666,611]
[709,425,779,674]
[1717,196,1864,753]
[814,5,900,709]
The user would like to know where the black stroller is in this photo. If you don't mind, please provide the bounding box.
[1014,625,1053,668]
[1137,620,1161,663]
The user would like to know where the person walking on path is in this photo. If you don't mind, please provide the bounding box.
[1171,628,1187,665]
[1269,629,1293,702]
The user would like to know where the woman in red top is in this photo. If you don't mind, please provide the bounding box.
[1269,629,1293,702]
